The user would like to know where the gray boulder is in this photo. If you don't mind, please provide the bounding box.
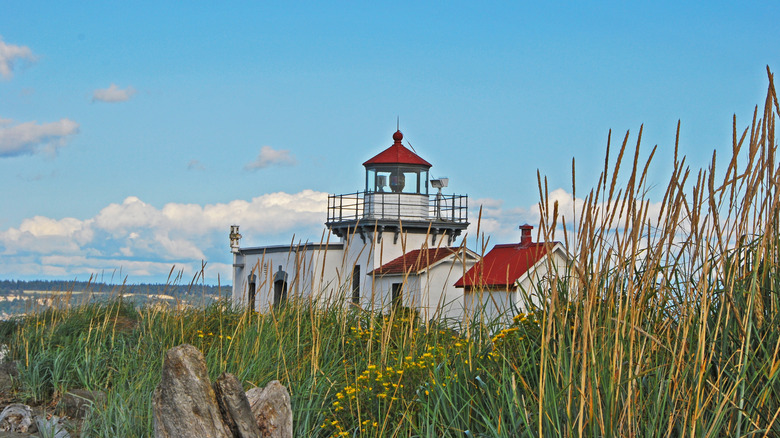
[245,381,292,438]
[0,361,19,395]
[61,389,107,419]
[152,344,231,438]
[213,373,261,438]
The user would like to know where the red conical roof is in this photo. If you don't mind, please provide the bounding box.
[363,130,432,167]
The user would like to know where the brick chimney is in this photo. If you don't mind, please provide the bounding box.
[519,224,533,246]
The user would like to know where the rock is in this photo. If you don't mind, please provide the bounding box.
[0,361,19,394]
[245,381,292,438]
[0,404,32,433]
[213,373,261,438]
[61,389,107,419]
[152,344,231,438]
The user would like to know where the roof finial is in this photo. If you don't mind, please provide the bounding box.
[393,117,403,144]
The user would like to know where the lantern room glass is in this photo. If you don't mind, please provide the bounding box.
[366,167,429,195]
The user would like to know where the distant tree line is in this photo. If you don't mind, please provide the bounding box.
[0,279,230,299]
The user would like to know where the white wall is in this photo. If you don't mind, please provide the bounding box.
[353,227,456,312]
[463,245,572,325]
[341,231,373,308]
[232,243,347,312]
[232,226,468,317]
[419,259,476,321]
[364,193,428,221]
[514,246,571,311]
[370,253,476,322]
[464,289,515,325]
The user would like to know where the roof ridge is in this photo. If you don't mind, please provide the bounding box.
[368,246,464,276]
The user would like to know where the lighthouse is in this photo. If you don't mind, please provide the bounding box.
[231,129,477,320]
[327,130,469,255]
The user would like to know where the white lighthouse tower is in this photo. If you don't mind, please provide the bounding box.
[232,129,477,320]
[327,130,468,257]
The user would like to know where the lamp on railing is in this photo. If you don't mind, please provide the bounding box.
[431,178,449,220]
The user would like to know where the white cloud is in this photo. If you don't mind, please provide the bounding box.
[36,255,213,279]
[18,216,93,241]
[204,190,328,234]
[94,196,163,235]
[465,187,667,248]
[92,83,136,103]
[0,216,95,256]
[530,187,665,233]
[0,118,79,157]
[244,146,297,170]
[1,228,83,256]
[466,197,532,244]
[0,190,329,283]
[0,37,35,79]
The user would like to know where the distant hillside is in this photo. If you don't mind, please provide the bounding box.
[0,279,229,296]
[0,279,232,318]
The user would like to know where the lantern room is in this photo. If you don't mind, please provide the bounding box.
[326,129,469,245]
[362,130,432,221]
[363,130,431,195]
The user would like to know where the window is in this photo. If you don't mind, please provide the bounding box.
[366,166,429,195]
[352,265,360,304]
[247,273,257,312]
[273,279,287,309]
[391,283,403,310]
[273,265,288,309]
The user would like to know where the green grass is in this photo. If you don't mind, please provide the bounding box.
[3,69,780,437]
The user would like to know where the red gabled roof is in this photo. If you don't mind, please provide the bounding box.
[369,247,462,276]
[454,242,552,288]
[363,130,432,168]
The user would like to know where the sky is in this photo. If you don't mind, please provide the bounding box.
[1,2,778,285]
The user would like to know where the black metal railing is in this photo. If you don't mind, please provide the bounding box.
[326,191,468,224]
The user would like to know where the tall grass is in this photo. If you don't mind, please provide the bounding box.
[2,69,779,437]
[525,66,780,437]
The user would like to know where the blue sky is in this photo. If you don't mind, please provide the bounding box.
[1,2,778,284]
